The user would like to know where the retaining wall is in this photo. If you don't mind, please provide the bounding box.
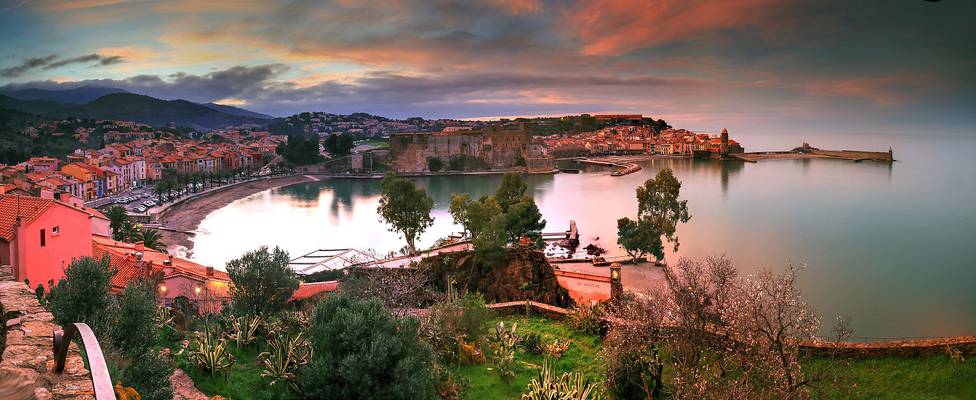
[0,265,94,399]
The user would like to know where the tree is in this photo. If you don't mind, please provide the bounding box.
[324,133,354,156]
[495,172,527,212]
[137,228,166,252]
[300,296,435,400]
[225,246,300,316]
[47,256,115,338]
[113,280,159,357]
[616,217,663,263]
[377,174,434,254]
[427,157,444,172]
[449,193,472,236]
[502,196,546,245]
[635,168,691,261]
[105,206,130,241]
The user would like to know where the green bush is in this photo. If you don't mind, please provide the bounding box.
[422,292,493,364]
[120,351,174,400]
[47,256,115,338]
[300,296,436,399]
[226,246,300,316]
[113,280,159,357]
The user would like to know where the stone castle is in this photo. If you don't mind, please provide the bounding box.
[388,125,551,173]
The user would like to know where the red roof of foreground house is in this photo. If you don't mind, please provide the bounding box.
[290,281,339,301]
[92,236,231,290]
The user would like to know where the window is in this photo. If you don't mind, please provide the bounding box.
[40,229,46,247]
[52,226,60,236]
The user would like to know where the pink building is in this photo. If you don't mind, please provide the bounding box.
[0,194,101,289]
[93,237,233,313]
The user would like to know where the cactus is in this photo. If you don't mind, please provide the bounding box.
[491,321,519,383]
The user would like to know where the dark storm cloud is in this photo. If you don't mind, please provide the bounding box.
[1,53,125,77]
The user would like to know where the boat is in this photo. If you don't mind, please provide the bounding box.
[559,168,581,174]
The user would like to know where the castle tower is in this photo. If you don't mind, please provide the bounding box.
[720,128,729,156]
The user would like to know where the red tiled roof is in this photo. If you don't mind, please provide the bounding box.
[92,236,231,287]
[290,281,339,301]
[0,194,54,241]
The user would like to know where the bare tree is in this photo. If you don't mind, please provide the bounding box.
[340,267,434,317]
[603,256,823,400]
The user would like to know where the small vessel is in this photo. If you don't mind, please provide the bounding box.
[560,168,581,174]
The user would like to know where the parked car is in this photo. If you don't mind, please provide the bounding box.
[135,206,146,213]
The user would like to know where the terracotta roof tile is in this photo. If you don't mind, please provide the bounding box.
[0,194,54,241]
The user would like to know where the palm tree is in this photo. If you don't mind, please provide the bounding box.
[138,228,167,252]
[105,206,130,241]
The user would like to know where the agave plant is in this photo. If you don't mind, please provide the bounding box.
[226,314,263,349]
[155,305,175,330]
[188,319,235,377]
[521,358,599,400]
[258,332,313,392]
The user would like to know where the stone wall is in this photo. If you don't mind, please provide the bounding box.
[1,265,94,399]
[799,336,976,358]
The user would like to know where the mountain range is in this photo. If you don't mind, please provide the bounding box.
[0,86,274,130]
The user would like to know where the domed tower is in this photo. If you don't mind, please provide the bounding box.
[720,128,729,156]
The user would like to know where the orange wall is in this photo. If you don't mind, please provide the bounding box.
[16,206,93,289]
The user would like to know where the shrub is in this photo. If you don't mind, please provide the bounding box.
[421,291,493,363]
[566,303,605,336]
[543,339,572,359]
[113,281,159,357]
[300,296,435,400]
[521,358,599,400]
[47,256,115,338]
[521,332,544,355]
[120,351,174,400]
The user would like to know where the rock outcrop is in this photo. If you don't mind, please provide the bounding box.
[418,249,574,307]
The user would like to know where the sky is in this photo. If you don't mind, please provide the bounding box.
[0,0,973,135]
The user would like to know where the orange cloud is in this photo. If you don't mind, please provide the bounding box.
[487,0,543,15]
[568,0,786,56]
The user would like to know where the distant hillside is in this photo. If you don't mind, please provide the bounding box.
[201,102,273,119]
[0,94,69,116]
[0,92,269,130]
[0,86,129,104]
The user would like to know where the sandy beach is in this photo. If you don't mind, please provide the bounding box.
[157,175,315,256]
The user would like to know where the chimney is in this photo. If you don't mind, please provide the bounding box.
[206,267,214,277]
[133,251,144,275]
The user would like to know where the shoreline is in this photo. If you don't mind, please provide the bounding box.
[157,175,316,256]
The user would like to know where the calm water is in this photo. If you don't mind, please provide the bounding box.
[192,132,976,338]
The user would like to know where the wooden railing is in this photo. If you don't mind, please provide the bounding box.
[54,323,116,400]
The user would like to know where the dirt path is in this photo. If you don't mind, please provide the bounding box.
[157,175,315,256]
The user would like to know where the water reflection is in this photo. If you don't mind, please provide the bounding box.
[192,134,976,338]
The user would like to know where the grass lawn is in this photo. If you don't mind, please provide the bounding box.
[456,315,976,400]
[807,355,976,400]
